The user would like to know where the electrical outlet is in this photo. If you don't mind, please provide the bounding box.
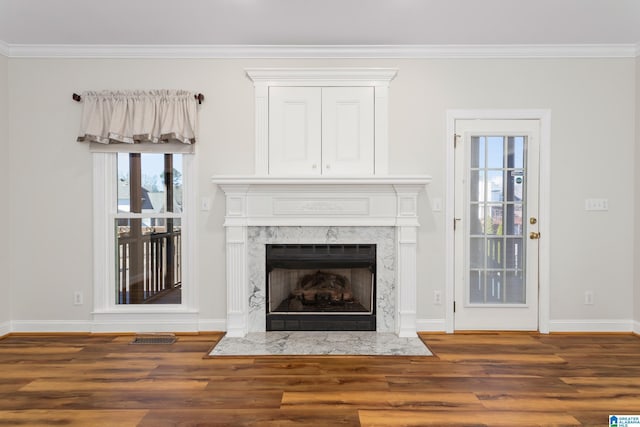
[74,291,83,305]
[584,291,594,305]
[434,290,442,305]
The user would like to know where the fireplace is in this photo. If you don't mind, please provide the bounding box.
[212,176,430,337]
[266,244,376,331]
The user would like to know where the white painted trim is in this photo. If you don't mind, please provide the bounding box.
[182,154,198,312]
[11,320,94,333]
[445,109,552,334]
[212,176,431,186]
[0,321,11,337]
[374,86,390,175]
[92,152,199,320]
[92,153,114,312]
[91,312,200,333]
[444,116,456,334]
[198,318,226,332]
[549,319,635,333]
[27,318,635,334]
[416,318,446,332]
[4,318,223,334]
[3,43,637,59]
[0,40,9,57]
[245,67,398,86]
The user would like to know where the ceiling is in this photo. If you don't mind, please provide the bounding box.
[0,0,639,47]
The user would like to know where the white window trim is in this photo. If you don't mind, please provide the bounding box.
[92,152,199,332]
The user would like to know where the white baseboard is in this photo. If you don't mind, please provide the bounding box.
[198,318,226,332]
[7,317,635,335]
[0,321,11,337]
[416,318,446,332]
[7,316,226,335]
[549,319,635,333]
[92,312,200,333]
[11,320,94,333]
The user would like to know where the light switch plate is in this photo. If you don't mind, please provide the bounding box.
[201,197,212,211]
[585,198,608,211]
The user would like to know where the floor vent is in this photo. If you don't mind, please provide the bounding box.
[130,334,177,345]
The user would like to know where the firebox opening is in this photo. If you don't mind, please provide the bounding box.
[266,244,376,331]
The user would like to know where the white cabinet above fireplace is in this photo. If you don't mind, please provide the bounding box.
[269,86,374,176]
[246,68,397,177]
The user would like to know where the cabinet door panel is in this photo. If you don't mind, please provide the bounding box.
[269,87,321,176]
[322,87,374,175]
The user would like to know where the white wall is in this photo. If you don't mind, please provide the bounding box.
[6,57,637,331]
[635,54,640,332]
[0,53,10,333]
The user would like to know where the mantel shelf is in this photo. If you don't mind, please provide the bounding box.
[211,175,432,186]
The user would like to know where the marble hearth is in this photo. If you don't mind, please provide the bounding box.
[213,176,431,338]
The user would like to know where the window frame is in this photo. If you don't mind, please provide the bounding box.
[93,152,198,317]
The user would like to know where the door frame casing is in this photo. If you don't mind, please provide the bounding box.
[445,109,551,333]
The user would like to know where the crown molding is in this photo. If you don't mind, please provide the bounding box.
[2,43,638,59]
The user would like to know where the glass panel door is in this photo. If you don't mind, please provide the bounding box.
[454,119,540,331]
[469,135,526,304]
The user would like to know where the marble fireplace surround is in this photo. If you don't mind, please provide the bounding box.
[213,176,431,338]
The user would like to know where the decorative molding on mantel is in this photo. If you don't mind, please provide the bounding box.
[212,175,431,228]
[1,43,637,59]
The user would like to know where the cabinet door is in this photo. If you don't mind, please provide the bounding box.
[321,87,374,176]
[269,87,322,176]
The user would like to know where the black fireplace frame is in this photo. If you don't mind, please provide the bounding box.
[265,244,376,331]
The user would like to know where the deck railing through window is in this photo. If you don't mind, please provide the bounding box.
[117,228,182,304]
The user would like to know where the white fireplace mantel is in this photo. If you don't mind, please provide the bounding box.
[212,175,431,337]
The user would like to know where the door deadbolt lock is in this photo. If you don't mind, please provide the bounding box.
[529,217,537,225]
[529,231,541,240]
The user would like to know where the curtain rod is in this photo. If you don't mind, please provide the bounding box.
[72,92,205,104]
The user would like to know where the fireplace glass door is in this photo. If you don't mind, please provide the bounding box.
[266,244,376,331]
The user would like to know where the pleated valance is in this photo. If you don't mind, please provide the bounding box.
[77,90,198,153]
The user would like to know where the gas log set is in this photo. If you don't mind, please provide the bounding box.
[285,271,354,310]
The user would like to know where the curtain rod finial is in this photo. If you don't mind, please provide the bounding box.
[72,93,82,102]
[196,93,204,104]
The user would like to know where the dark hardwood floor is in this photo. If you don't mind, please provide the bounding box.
[0,332,638,426]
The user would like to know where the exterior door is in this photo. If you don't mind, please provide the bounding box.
[454,120,540,330]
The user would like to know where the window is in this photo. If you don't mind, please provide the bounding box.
[92,151,195,316]
[115,153,183,304]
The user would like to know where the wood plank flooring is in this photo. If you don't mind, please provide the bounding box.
[0,332,638,426]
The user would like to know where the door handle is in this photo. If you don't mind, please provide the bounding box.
[529,231,540,240]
